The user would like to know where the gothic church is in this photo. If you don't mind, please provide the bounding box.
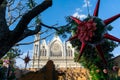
[31,33,81,69]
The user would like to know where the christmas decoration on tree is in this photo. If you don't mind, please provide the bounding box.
[68,0,120,65]
[23,52,31,69]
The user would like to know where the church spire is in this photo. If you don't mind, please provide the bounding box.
[33,32,41,68]
[41,39,47,46]
[33,32,40,57]
[54,33,59,38]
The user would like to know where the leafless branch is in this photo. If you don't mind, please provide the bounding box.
[39,29,49,35]
[40,22,59,31]
[7,0,27,26]
[7,0,15,6]
[16,23,41,42]
[15,32,55,46]
[8,14,23,26]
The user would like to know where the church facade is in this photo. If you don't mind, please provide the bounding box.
[31,33,81,69]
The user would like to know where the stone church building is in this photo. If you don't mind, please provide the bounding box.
[31,33,81,69]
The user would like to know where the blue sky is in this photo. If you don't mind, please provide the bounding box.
[16,0,120,68]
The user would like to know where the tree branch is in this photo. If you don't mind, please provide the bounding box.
[40,22,59,31]
[7,0,24,26]
[11,0,52,44]
[0,0,9,33]
[16,23,41,42]
[13,0,52,34]
[15,32,55,46]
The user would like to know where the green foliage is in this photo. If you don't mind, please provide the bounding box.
[0,60,3,67]
[0,47,21,80]
[0,66,16,80]
[73,38,117,80]
[27,0,36,9]
[3,48,22,60]
[57,16,78,38]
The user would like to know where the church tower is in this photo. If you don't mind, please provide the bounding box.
[32,32,40,68]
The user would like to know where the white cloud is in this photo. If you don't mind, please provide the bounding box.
[82,0,91,8]
[75,8,82,12]
[72,12,87,20]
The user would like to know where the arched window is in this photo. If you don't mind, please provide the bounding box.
[34,45,38,57]
[67,46,73,57]
[40,46,47,57]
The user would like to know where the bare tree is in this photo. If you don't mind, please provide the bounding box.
[0,0,58,58]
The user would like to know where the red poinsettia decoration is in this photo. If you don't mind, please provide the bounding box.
[74,18,97,42]
[68,0,120,66]
[23,52,31,69]
[24,52,30,64]
[24,56,30,64]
